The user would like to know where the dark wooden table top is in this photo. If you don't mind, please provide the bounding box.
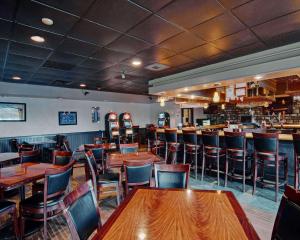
[107,151,162,168]
[0,162,61,189]
[78,143,117,152]
[94,188,259,240]
[0,152,20,163]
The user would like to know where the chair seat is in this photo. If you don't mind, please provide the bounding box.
[97,171,119,182]
[257,152,287,161]
[0,200,15,213]
[186,144,201,152]
[20,193,62,209]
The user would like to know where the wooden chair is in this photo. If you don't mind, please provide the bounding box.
[165,129,180,164]
[124,160,153,195]
[154,164,190,189]
[60,181,102,240]
[85,152,121,205]
[272,185,300,239]
[147,127,160,154]
[119,143,139,154]
[0,200,19,238]
[253,132,288,202]
[20,160,75,239]
[20,149,40,163]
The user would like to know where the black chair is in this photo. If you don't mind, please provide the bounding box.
[154,164,190,189]
[201,131,225,186]
[147,127,160,155]
[119,143,138,154]
[224,131,249,192]
[253,132,288,202]
[60,181,102,240]
[165,129,180,164]
[91,147,105,174]
[156,131,167,158]
[85,152,121,205]
[0,200,19,238]
[20,149,40,163]
[272,185,300,239]
[292,133,300,189]
[124,160,153,195]
[182,129,201,179]
[20,160,75,239]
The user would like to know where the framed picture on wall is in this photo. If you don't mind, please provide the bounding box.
[58,112,77,125]
[91,107,100,123]
[0,102,26,122]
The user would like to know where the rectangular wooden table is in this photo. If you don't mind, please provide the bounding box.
[106,151,162,168]
[95,188,259,240]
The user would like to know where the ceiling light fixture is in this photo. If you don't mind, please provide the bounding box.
[191,95,195,99]
[12,76,21,80]
[42,18,53,26]
[30,36,45,43]
[80,83,86,87]
[184,87,188,92]
[160,99,165,107]
[213,91,220,103]
[254,74,263,80]
[177,93,182,97]
[203,103,209,109]
[132,59,142,67]
[221,103,225,110]
[121,71,126,79]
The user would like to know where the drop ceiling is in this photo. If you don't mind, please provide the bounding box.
[1,0,300,95]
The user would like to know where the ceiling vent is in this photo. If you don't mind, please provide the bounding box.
[43,60,75,71]
[144,63,170,71]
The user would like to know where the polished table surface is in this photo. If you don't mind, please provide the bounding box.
[0,162,61,189]
[107,151,162,168]
[0,152,20,163]
[95,188,259,240]
[78,143,117,152]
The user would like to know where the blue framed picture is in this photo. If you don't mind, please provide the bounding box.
[59,112,77,125]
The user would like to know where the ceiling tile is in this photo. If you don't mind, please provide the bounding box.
[12,24,64,49]
[252,11,300,42]
[16,0,79,35]
[130,0,172,12]
[69,20,121,46]
[0,19,12,39]
[183,44,222,60]
[191,13,246,41]
[160,54,194,67]
[36,0,95,16]
[212,29,258,51]
[158,0,224,29]
[86,0,151,32]
[57,37,98,57]
[79,58,113,70]
[135,46,175,64]
[91,47,133,63]
[9,42,51,59]
[0,0,17,20]
[48,51,85,65]
[160,32,205,53]
[128,15,182,44]
[106,35,152,54]
[218,0,250,9]
[230,41,266,57]
[233,0,300,27]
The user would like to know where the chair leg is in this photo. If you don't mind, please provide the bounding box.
[225,153,228,187]
[275,160,279,202]
[195,148,198,180]
[44,208,48,239]
[294,154,298,189]
[183,144,186,164]
[201,153,206,181]
[19,215,25,240]
[243,155,246,193]
[217,152,220,186]
[165,143,168,163]
[12,206,19,239]
[116,184,120,206]
[252,156,257,196]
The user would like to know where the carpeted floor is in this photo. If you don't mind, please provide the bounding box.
[1,167,280,240]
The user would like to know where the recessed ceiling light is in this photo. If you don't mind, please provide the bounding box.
[132,59,142,66]
[42,18,53,26]
[30,36,45,43]
[12,76,21,80]
[80,83,86,87]
[97,87,101,90]
[191,95,195,99]
[177,94,182,97]
[254,74,263,80]
[184,87,188,92]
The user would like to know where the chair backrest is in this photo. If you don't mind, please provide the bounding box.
[202,130,219,148]
[9,139,19,152]
[20,149,40,163]
[85,152,99,198]
[60,181,102,240]
[63,140,72,152]
[154,164,190,189]
[293,133,300,156]
[94,137,102,145]
[124,160,153,186]
[91,147,104,162]
[224,131,246,150]
[165,129,178,143]
[52,150,72,165]
[253,132,278,153]
[182,130,197,145]
[120,143,139,154]
[272,185,300,240]
[147,128,157,141]
[44,160,75,198]
[55,135,66,149]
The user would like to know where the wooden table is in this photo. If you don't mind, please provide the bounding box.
[77,143,117,152]
[95,188,259,240]
[0,152,20,167]
[107,152,162,168]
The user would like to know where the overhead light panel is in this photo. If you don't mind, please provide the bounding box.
[132,59,142,67]
[254,74,263,80]
[12,76,21,80]
[213,91,220,103]
[80,83,86,87]
[42,18,53,26]
[31,36,45,43]
[184,87,188,92]
[177,94,182,97]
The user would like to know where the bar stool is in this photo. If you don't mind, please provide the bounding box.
[224,131,248,192]
[201,130,225,185]
[165,129,180,164]
[157,131,166,158]
[252,132,288,202]
[292,133,300,189]
[182,129,201,179]
[147,127,160,155]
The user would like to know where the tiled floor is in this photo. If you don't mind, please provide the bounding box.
[1,167,280,240]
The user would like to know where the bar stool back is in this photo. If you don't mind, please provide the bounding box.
[202,130,225,185]
[224,131,247,192]
[292,133,300,189]
[147,127,159,154]
[182,129,199,179]
[157,131,166,158]
[253,132,288,202]
[165,129,179,164]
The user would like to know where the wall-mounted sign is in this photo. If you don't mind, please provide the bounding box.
[91,107,100,123]
[59,112,77,125]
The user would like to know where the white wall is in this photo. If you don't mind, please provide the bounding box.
[0,97,151,138]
